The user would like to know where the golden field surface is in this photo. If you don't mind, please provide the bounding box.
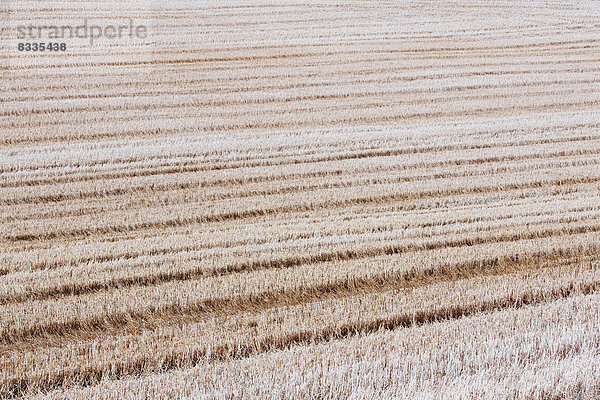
[1,0,600,398]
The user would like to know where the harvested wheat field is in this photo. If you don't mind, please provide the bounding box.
[1,0,600,399]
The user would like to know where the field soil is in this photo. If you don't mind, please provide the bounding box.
[1,1,600,399]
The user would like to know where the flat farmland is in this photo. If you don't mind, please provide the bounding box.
[1,1,600,399]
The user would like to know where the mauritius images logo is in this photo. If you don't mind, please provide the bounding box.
[16,19,148,45]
